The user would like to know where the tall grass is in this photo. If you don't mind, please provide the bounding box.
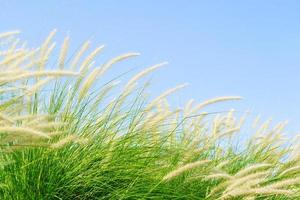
[0,30,299,199]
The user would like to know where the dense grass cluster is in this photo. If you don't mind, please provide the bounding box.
[0,30,299,199]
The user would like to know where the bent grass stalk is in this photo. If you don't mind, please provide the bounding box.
[163,160,211,181]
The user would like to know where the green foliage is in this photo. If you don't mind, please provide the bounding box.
[0,31,299,199]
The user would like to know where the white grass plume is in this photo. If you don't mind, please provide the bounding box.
[147,83,188,110]
[26,77,54,95]
[225,171,270,193]
[0,51,26,66]
[79,45,105,72]
[266,177,300,189]
[78,53,139,100]
[70,41,90,69]
[216,127,240,139]
[204,173,233,181]
[0,126,50,139]
[12,114,51,122]
[124,62,167,91]
[40,29,57,52]
[39,29,57,69]
[279,165,300,177]
[0,70,79,83]
[0,31,21,40]
[184,99,195,116]
[221,188,294,200]
[0,113,14,124]
[187,96,242,115]
[163,159,211,181]
[50,135,78,149]
[33,122,66,131]
[58,36,70,69]
[235,163,272,178]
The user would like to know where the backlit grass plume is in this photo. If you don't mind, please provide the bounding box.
[0,30,298,200]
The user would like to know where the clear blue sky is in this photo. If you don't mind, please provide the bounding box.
[1,1,300,134]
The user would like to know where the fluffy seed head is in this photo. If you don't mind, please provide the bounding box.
[188,96,242,115]
[58,36,70,69]
[163,159,211,181]
[125,62,167,91]
[147,83,188,110]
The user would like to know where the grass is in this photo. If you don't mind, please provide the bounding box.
[0,30,299,199]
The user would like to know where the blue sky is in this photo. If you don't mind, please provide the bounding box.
[1,1,300,134]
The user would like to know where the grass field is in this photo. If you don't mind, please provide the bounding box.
[0,30,299,199]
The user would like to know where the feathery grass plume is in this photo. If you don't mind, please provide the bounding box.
[0,113,14,124]
[155,98,167,112]
[177,146,209,165]
[50,135,78,149]
[214,160,230,171]
[40,29,57,53]
[253,118,272,138]
[252,115,261,128]
[2,39,22,55]
[12,114,50,122]
[208,179,234,198]
[78,53,140,100]
[163,159,211,181]
[235,113,247,129]
[0,30,299,199]
[252,188,296,196]
[209,114,224,138]
[184,99,194,116]
[204,173,233,181]
[266,177,300,189]
[39,29,57,70]
[244,177,268,188]
[124,62,167,91]
[38,42,56,71]
[0,70,79,83]
[272,120,289,134]
[208,168,270,198]
[44,42,56,58]
[22,48,42,70]
[26,77,54,95]
[32,122,66,131]
[224,171,270,193]
[0,69,26,77]
[0,126,50,139]
[9,50,37,70]
[244,196,255,200]
[47,131,66,137]
[6,38,20,53]
[58,36,70,69]
[187,96,242,115]
[279,165,300,177]
[79,45,105,72]
[216,127,240,139]
[235,163,272,178]
[0,87,26,94]
[146,83,188,110]
[0,30,20,40]
[143,109,181,132]
[221,188,294,200]
[0,51,27,66]
[70,40,91,69]
[225,109,235,127]
[92,81,121,108]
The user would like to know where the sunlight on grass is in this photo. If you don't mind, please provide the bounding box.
[0,30,298,199]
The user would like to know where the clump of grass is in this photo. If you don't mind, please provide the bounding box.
[0,30,299,200]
